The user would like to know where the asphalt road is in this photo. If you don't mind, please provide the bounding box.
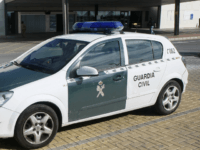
[0,39,200,149]
[0,52,22,64]
[172,39,200,57]
[0,39,200,64]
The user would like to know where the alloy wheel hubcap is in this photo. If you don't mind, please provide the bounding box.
[162,86,180,111]
[23,112,54,145]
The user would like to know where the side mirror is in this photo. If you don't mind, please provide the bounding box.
[77,66,98,76]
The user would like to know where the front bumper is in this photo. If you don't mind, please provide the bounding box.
[0,107,19,138]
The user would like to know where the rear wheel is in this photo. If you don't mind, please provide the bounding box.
[154,80,182,115]
[15,104,59,149]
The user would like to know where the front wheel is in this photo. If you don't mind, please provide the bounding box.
[154,80,182,115]
[15,104,59,149]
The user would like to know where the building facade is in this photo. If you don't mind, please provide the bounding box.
[1,0,200,35]
[160,1,200,28]
[7,8,159,34]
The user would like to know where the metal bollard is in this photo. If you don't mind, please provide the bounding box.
[150,26,155,34]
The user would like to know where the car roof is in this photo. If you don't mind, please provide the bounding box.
[55,32,166,42]
[56,33,107,42]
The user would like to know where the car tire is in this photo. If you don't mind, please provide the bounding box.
[15,104,59,149]
[154,80,182,115]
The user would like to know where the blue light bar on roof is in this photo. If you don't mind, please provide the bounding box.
[72,21,124,33]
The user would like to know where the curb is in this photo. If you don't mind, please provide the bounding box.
[169,36,200,41]
[1,35,200,41]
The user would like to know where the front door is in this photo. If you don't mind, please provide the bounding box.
[67,39,127,122]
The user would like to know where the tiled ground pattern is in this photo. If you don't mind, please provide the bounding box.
[0,56,200,149]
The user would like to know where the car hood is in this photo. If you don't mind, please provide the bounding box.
[0,64,50,91]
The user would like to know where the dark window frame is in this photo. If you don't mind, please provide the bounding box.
[80,41,122,72]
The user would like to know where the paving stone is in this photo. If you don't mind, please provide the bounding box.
[0,46,200,150]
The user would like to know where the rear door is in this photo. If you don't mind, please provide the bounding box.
[67,38,127,122]
[124,39,167,109]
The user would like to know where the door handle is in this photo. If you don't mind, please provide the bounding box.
[113,75,124,81]
[154,67,161,72]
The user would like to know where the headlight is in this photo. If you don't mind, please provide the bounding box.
[0,91,14,107]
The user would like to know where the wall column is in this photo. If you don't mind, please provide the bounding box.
[0,0,6,36]
[95,4,98,21]
[46,15,50,32]
[62,0,69,34]
[14,11,18,34]
[18,12,21,34]
[141,11,145,28]
[157,5,161,28]
[174,0,180,35]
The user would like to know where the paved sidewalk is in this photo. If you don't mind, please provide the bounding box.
[0,57,199,150]
[0,29,200,150]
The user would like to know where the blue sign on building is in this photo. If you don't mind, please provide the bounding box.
[190,14,194,20]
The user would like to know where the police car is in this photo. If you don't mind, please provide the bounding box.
[0,21,188,149]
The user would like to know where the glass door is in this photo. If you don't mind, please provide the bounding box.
[120,11,129,28]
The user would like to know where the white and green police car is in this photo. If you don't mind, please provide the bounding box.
[0,21,188,149]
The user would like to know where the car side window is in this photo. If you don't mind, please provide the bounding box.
[80,41,121,72]
[126,40,153,64]
[152,41,163,60]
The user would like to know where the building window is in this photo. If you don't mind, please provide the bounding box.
[77,11,89,22]
[145,11,149,21]
[50,15,56,32]
[76,11,125,22]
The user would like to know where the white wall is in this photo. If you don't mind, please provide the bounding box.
[160,1,200,29]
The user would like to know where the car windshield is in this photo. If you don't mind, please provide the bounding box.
[15,39,89,74]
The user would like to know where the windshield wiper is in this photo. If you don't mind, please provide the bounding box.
[14,61,53,74]
[13,61,20,66]
[13,62,41,73]
[22,64,52,74]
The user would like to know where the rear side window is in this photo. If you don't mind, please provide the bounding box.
[126,40,153,64]
[152,41,163,59]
